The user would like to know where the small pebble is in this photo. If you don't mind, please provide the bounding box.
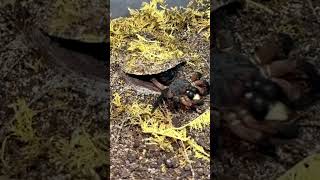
[165,159,177,168]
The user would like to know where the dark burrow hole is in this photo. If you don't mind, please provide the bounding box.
[124,63,184,92]
[45,32,109,62]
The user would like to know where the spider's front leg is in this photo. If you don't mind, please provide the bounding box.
[260,59,298,78]
[253,33,302,103]
[223,107,299,155]
[257,58,318,104]
[254,33,294,65]
[190,72,210,96]
[180,95,193,109]
[180,94,203,111]
[237,109,298,139]
[151,88,173,113]
[252,32,316,105]
[222,109,268,145]
[151,78,168,91]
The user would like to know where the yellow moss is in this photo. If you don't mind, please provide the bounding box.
[2,98,107,178]
[145,135,174,152]
[277,153,320,180]
[8,99,38,142]
[110,87,210,162]
[112,92,122,108]
[125,101,210,161]
[110,0,210,71]
[161,163,167,173]
[275,21,303,39]
[176,109,210,130]
[24,57,45,73]
[187,139,210,161]
[0,99,44,171]
[111,92,126,118]
[126,34,184,68]
[49,128,108,177]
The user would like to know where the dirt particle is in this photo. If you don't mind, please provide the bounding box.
[127,151,138,163]
[165,158,178,168]
[133,139,140,148]
[184,165,191,171]
[121,169,131,178]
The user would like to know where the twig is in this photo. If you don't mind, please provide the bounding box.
[246,0,275,15]
[81,97,94,128]
[1,134,14,169]
[180,141,195,180]
[113,119,127,143]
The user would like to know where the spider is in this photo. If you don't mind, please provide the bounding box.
[151,72,210,112]
[213,30,320,154]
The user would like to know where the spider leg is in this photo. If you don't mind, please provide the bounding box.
[151,93,165,113]
[191,72,202,82]
[260,57,320,108]
[270,77,301,102]
[257,59,302,103]
[180,95,193,108]
[254,41,281,65]
[254,33,294,65]
[237,109,298,139]
[151,88,173,113]
[193,79,210,96]
[238,109,281,134]
[260,59,298,78]
[216,30,235,53]
[223,111,266,144]
[151,78,168,91]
